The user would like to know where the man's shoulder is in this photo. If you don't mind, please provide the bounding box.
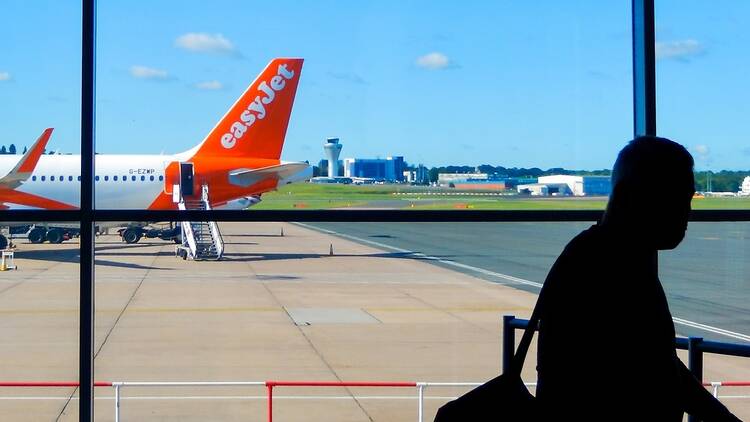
[560,224,606,258]
[543,225,607,292]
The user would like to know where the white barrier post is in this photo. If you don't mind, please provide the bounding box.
[417,383,425,422]
[114,383,121,422]
[711,382,721,398]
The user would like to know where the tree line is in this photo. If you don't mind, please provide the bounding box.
[693,170,750,193]
[424,164,611,184]
[0,144,24,154]
[311,160,749,192]
[0,145,60,155]
[420,164,748,192]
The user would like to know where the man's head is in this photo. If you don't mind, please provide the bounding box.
[604,136,696,250]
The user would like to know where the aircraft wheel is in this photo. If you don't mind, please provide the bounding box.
[46,229,64,244]
[28,228,46,244]
[122,229,141,244]
[0,234,7,250]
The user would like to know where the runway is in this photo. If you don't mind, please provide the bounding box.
[301,222,750,344]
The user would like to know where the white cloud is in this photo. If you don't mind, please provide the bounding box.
[693,144,710,161]
[0,72,11,81]
[656,40,705,61]
[195,80,223,90]
[130,65,170,80]
[175,33,235,54]
[694,145,709,155]
[416,52,451,70]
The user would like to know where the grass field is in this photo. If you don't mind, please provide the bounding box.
[250,183,750,211]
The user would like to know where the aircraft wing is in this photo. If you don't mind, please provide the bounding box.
[0,128,53,189]
[228,162,311,187]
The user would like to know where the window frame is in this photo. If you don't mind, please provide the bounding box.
[0,1,748,421]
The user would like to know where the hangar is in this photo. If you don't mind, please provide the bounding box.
[517,175,611,196]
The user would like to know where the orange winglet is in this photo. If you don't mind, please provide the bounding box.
[16,128,53,174]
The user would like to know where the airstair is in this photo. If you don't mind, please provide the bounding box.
[176,185,224,261]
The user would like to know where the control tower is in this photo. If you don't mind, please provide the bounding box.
[323,138,342,178]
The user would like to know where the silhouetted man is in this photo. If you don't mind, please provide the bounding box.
[537,137,741,421]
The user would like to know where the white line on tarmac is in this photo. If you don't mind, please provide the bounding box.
[295,223,750,343]
[672,318,750,343]
[294,223,542,288]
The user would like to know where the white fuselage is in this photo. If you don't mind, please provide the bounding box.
[0,154,172,209]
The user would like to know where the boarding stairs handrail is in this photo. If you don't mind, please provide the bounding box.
[201,184,224,259]
[176,200,198,259]
[175,185,223,260]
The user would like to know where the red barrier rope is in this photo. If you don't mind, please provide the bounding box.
[266,381,417,388]
[702,382,750,387]
[716,382,750,387]
[0,378,743,422]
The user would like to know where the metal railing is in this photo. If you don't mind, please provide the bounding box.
[503,315,750,422]
[0,379,746,421]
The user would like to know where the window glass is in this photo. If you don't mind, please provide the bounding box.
[0,2,81,417]
[0,2,81,212]
[95,1,630,211]
[656,0,750,207]
[90,221,749,419]
[0,223,80,418]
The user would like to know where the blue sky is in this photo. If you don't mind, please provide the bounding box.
[0,1,747,170]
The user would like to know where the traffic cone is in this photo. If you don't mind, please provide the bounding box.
[280,227,284,237]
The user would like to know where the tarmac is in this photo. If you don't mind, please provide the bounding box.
[0,222,747,421]
[305,222,750,342]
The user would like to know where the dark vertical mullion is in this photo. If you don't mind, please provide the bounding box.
[79,0,96,421]
[632,0,657,136]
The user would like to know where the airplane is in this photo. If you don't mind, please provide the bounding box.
[0,58,312,248]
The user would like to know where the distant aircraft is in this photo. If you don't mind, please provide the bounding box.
[0,58,311,247]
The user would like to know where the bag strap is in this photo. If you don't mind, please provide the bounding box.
[508,280,550,376]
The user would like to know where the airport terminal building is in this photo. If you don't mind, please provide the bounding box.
[343,156,405,182]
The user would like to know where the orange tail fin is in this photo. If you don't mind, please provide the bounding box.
[190,58,303,160]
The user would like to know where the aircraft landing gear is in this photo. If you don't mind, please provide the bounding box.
[46,229,65,244]
[122,228,142,244]
[28,228,46,244]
